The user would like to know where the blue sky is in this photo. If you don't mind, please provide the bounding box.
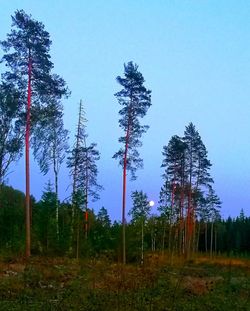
[1,0,250,220]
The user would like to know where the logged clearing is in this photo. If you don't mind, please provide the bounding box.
[0,255,249,311]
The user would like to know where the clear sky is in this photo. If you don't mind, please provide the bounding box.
[1,0,250,220]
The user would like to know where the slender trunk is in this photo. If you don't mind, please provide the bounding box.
[53,150,59,240]
[186,188,192,258]
[168,221,172,253]
[122,156,127,264]
[162,220,166,255]
[76,210,80,259]
[25,50,32,258]
[215,227,217,254]
[179,173,185,255]
[192,217,196,254]
[210,222,214,258]
[84,136,88,240]
[55,172,59,238]
[141,219,144,264]
[46,223,49,252]
[169,172,176,255]
[122,119,130,264]
[196,221,200,253]
[180,198,184,255]
[0,161,3,186]
[186,147,193,258]
[70,100,82,253]
[85,210,88,240]
[150,219,155,252]
[205,222,208,253]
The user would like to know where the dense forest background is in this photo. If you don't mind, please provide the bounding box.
[0,184,249,260]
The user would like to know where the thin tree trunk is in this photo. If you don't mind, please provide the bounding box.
[169,176,176,256]
[168,221,172,253]
[196,221,200,253]
[122,120,130,264]
[162,220,166,255]
[85,211,88,239]
[122,155,127,264]
[215,227,217,254]
[151,225,155,252]
[70,100,82,254]
[205,222,208,253]
[53,150,59,240]
[76,210,80,259]
[186,147,193,258]
[84,136,88,240]
[25,50,32,258]
[210,221,214,258]
[192,217,196,254]
[186,187,192,258]
[141,220,144,264]
[179,180,185,255]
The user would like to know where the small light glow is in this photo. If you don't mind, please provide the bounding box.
[149,200,155,207]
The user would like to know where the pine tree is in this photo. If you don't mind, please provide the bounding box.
[161,135,187,254]
[161,123,214,256]
[205,186,221,257]
[183,123,213,256]
[97,207,111,228]
[67,100,102,256]
[93,207,112,253]
[0,10,68,257]
[129,190,150,264]
[113,61,151,264]
[158,181,171,253]
[34,181,58,254]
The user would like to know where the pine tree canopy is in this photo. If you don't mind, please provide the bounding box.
[113,61,151,179]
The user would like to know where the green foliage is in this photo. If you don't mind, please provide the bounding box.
[0,9,69,103]
[32,101,69,177]
[113,61,152,179]
[130,191,150,223]
[67,101,102,205]
[32,183,58,254]
[0,9,69,188]
[0,83,23,184]
[0,185,25,254]
[0,182,249,258]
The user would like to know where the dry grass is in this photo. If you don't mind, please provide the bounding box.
[194,256,250,268]
[0,254,249,310]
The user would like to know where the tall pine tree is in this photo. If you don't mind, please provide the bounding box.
[67,100,102,256]
[0,10,68,257]
[113,61,151,264]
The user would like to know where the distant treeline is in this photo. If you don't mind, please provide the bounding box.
[0,185,249,260]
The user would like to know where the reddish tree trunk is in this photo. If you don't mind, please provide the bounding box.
[186,186,193,257]
[25,51,32,258]
[122,122,130,264]
[179,186,185,254]
[169,178,176,252]
[85,210,88,239]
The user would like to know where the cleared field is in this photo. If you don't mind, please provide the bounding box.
[0,255,249,311]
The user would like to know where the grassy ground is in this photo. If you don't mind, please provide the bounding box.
[0,254,249,311]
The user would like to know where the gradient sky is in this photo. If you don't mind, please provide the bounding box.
[1,0,250,220]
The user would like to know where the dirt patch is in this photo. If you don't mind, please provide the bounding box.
[182,276,224,295]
